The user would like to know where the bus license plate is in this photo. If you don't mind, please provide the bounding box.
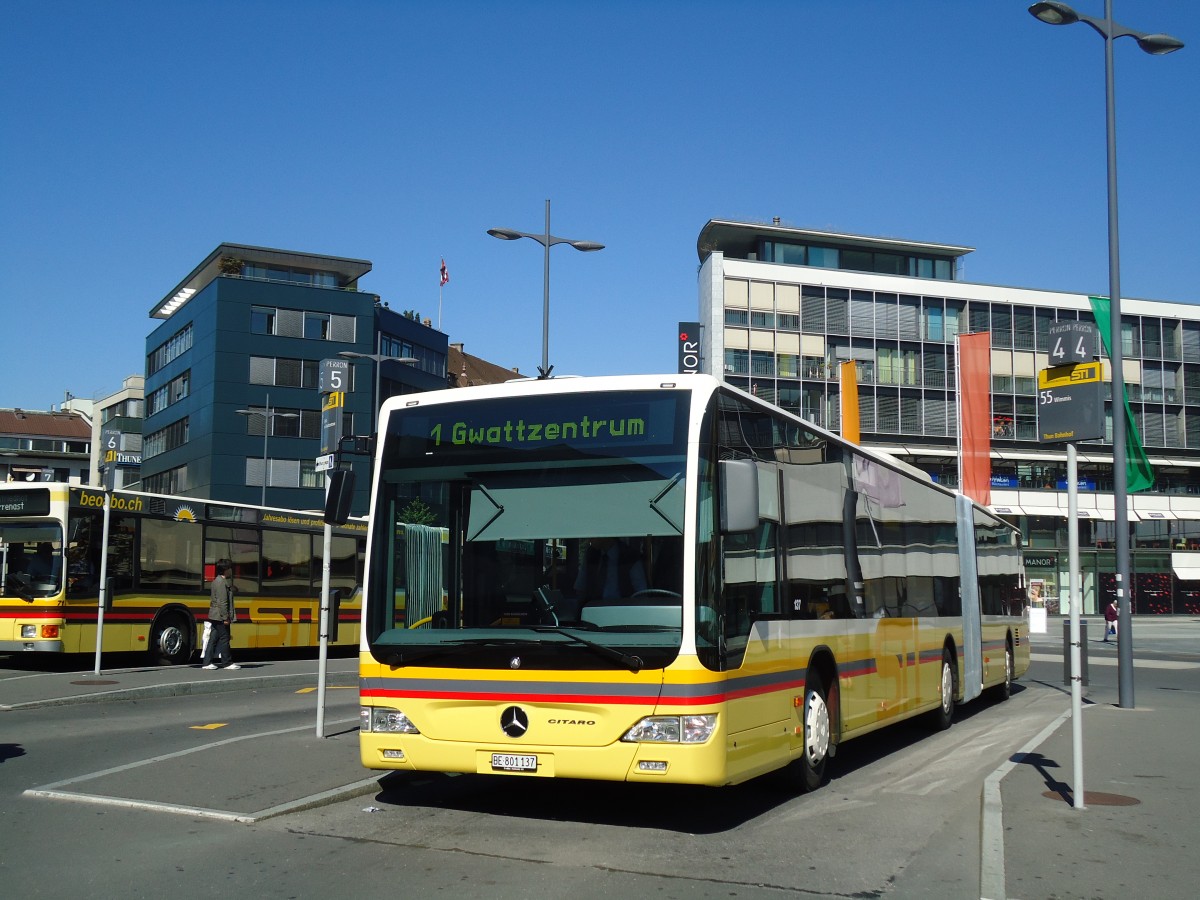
[491,753,537,772]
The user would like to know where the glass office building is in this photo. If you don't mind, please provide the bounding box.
[698,219,1200,616]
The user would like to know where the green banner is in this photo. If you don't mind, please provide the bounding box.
[1088,296,1155,493]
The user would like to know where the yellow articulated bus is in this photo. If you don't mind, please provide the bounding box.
[358,374,1029,789]
[0,484,365,664]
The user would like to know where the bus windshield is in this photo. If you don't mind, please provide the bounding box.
[1,522,65,598]
[365,389,691,670]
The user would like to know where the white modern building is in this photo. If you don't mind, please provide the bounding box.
[697,218,1200,617]
[88,375,145,490]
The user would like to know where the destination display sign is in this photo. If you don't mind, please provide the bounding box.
[0,488,50,517]
[384,391,690,468]
[1038,362,1104,444]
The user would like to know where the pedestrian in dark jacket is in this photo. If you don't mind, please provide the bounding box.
[203,562,239,669]
[1103,598,1119,642]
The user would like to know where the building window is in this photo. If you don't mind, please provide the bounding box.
[725,349,749,375]
[147,371,190,416]
[250,357,326,389]
[725,308,749,326]
[148,324,193,375]
[251,307,276,335]
[300,459,321,488]
[143,464,188,495]
[143,417,189,459]
[304,312,331,340]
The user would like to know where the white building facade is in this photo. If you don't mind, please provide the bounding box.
[697,219,1200,617]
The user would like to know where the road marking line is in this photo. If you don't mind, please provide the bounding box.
[294,686,356,694]
[21,716,370,823]
[980,703,1073,900]
[190,723,227,730]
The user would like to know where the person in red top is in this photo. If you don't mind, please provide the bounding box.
[1103,598,1119,642]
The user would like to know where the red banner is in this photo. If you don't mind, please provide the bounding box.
[958,332,991,506]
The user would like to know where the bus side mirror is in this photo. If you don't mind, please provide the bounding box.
[324,470,355,525]
[719,459,759,533]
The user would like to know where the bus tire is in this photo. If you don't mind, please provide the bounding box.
[782,672,831,792]
[987,641,1013,703]
[150,611,192,666]
[929,648,956,731]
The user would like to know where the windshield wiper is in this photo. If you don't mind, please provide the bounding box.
[383,637,538,668]
[466,480,504,542]
[649,472,684,535]
[532,626,644,673]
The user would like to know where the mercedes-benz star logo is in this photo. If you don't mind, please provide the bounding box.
[501,706,529,738]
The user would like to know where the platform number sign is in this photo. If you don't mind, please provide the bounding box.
[1048,321,1098,366]
[319,359,349,394]
[101,428,120,490]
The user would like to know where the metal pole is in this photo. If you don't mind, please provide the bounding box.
[1101,0,1134,708]
[316,476,333,738]
[542,199,551,378]
[261,393,270,507]
[92,487,112,675]
[1067,443,1086,808]
[373,333,382,433]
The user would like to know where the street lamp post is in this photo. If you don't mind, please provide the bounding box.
[338,343,418,435]
[1029,1,1183,709]
[488,199,604,379]
[236,394,299,507]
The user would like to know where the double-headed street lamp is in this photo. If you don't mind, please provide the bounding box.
[1028,1,1183,709]
[236,394,299,507]
[338,343,418,435]
[488,200,604,379]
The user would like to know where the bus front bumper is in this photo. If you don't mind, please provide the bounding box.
[0,640,65,652]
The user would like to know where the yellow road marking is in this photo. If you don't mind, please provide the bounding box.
[190,723,228,730]
[294,686,356,694]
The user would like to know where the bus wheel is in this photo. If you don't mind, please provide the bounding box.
[987,642,1013,703]
[929,649,956,731]
[150,613,191,666]
[783,675,830,792]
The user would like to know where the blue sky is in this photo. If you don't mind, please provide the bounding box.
[2,1,1197,411]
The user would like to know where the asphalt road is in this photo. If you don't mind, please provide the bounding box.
[1,623,1197,899]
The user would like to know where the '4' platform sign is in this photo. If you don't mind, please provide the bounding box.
[1048,321,1098,365]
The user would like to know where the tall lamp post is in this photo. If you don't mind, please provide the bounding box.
[488,199,604,379]
[236,394,299,507]
[1028,1,1183,709]
[338,343,418,435]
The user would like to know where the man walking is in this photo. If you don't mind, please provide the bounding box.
[202,561,240,670]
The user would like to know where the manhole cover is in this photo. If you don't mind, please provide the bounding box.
[69,679,119,686]
[1042,790,1140,807]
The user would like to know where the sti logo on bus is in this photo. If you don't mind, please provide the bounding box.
[678,322,701,375]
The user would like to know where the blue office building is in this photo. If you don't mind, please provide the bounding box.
[140,244,448,514]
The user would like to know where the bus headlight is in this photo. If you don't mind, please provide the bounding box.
[622,714,717,744]
[360,707,420,734]
[21,625,59,639]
